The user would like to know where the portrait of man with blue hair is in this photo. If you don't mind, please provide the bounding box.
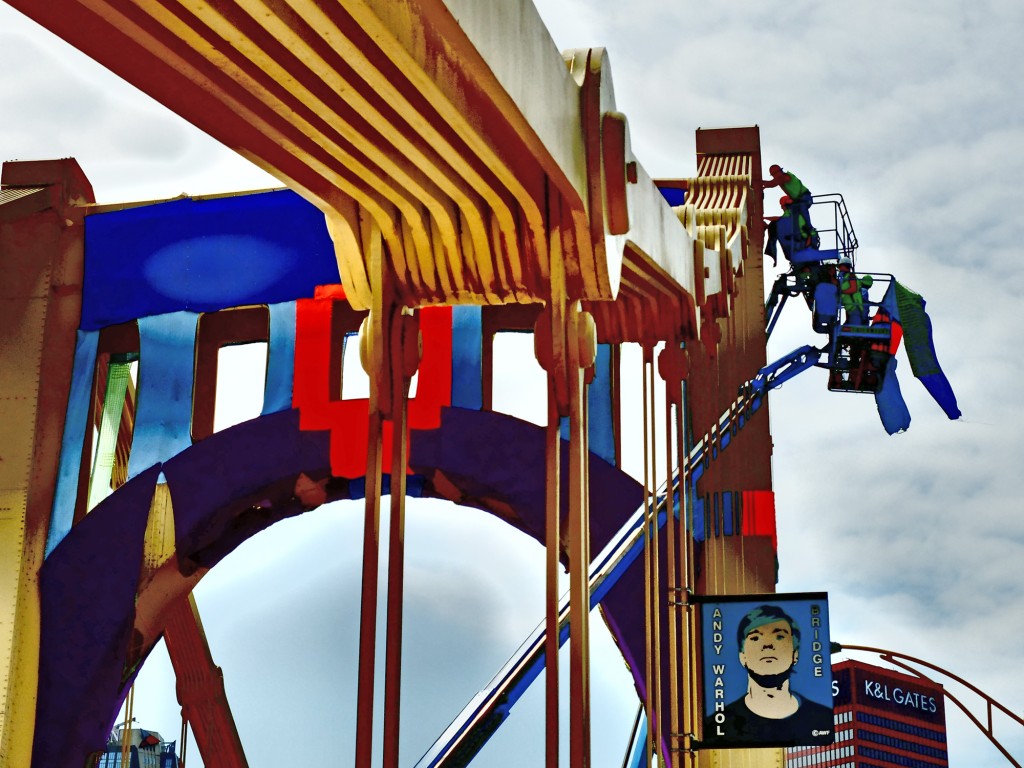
[703,603,834,746]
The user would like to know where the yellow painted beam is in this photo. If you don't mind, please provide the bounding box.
[0,159,92,768]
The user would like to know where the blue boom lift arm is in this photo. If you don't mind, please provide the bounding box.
[415,343,825,767]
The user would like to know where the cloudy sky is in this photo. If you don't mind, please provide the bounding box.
[3,0,1023,766]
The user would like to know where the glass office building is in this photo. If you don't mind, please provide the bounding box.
[785,659,948,768]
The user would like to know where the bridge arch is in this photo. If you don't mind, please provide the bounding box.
[35,406,643,767]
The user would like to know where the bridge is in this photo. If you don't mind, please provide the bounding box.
[1,1,782,766]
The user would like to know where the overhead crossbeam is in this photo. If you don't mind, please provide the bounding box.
[7,0,712,336]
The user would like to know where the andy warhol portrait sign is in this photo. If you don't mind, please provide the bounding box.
[696,592,834,749]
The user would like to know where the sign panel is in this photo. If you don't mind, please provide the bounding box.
[697,592,834,749]
[834,664,945,725]
[832,665,853,708]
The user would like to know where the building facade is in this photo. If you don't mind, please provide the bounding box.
[93,727,177,768]
[786,660,948,768]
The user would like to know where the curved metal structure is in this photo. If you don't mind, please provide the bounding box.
[837,644,1024,768]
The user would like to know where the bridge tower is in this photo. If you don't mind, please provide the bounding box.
[1,3,784,767]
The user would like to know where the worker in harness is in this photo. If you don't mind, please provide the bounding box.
[867,305,902,370]
[764,195,818,266]
[836,259,873,325]
[855,304,896,390]
[763,165,814,231]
